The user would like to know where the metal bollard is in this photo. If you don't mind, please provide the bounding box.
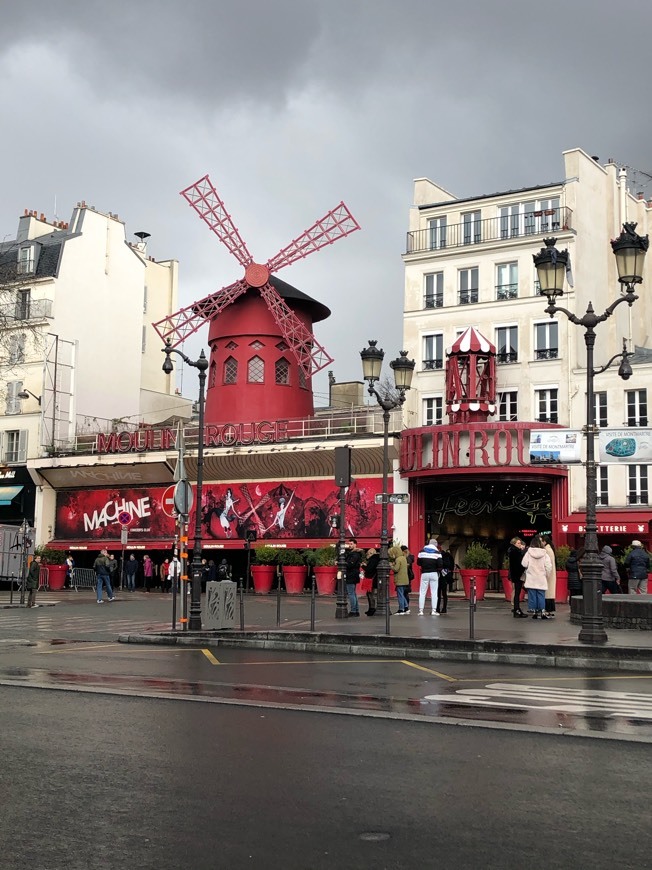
[9,573,15,605]
[239,580,245,631]
[310,575,316,632]
[276,571,282,628]
[469,576,477,639]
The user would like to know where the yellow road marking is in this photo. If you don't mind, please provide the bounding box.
[202,648,220,665]
[401,660,457,682]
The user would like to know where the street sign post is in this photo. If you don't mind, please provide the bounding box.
[374,493,410,505]
[173,480,194,518]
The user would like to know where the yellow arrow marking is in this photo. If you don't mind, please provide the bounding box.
[201,648,220,665]
[401,660,457,682]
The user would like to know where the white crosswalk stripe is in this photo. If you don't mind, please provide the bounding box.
[424,683,652,718]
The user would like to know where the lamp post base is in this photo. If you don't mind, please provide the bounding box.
[578,621,608,645]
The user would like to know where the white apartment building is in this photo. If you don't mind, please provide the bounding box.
[400,148,652,557]
[0,203,190,527]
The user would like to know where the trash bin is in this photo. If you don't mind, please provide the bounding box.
[203,580,236,629]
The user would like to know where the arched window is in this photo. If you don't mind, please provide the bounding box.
[275,357,290,386]
[223,356,238,384]
[248,355,265,383]
[209,360,217,389]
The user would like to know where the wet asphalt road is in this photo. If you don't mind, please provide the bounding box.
[2,686,651,870]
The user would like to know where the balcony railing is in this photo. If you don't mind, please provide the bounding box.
[424,293,443,309]
[406,207,573,254]
[534,348,558,360]
[497,351,518,364]
[0,299,53,322]
[458,291,479,305]
[422,359,444,371]
[496,283,518,300]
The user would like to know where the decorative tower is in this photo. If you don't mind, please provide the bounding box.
[445,327,497,423]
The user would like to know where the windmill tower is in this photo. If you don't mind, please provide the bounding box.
[154,176,360,425]
[445,327,497,424]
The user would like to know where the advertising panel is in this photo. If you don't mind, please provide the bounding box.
[598,429,652,464]
[529,430,582,464]
[54,478,384,542]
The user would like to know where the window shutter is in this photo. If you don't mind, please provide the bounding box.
[17,430,28,462]
[6,381,22,415]
[0,432,4,463]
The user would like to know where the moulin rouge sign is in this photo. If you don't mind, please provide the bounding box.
[400,422,562,473]
[95,421,289,454]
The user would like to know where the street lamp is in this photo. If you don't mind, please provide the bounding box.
[534,223,648,645]
[17,389,41,405]
[162,339,209,631]
[360,341,415,634]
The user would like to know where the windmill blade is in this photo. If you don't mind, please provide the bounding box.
[266,202,360,273]
[258,282,334,377]
[152,278,249,347]
[180,175,253,268]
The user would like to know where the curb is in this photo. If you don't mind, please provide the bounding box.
[118,630,652,672]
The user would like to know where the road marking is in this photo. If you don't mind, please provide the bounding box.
[455,674,652,684]
[202,649,220,665]
[424,683,652,718]
[402,660,457,682]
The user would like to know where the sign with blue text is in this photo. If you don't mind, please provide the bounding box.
[529,430,582,464]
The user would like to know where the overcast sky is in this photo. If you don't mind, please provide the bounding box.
[2,0,651,406]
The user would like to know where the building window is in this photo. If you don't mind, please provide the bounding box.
[248,355,265,383]
[594,392,608,428]
[15,289,31,320]
[209,361,216,389]
[422,334,444,370]
[626,389,648,426]
[458,268,479,305]
[535,388,558,423]
[462,210,481,245]
[628,465,649,504]
[496,326,518,364]
[143,285,148,314]
[500,198,561,238]
[8,334,26,365]
[141,326,147,353]
[224,356,238,384]
[5,381,23,415]
[597,466,609,506]
[17,246,35,275]
[275,358,290,385]
[276,340,289,351]
[226,341,238,350]
[423,397,443,426]
[534,322,558,360]
[428,216,447,250]
[424,272,443,309]
[298,366,307,389]
[250,340,264,350]
[498,390,518,422]
[496,263,518,300]
[3,429,27,463]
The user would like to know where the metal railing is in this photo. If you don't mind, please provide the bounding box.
[71,568,97,591]
[406,207,573,254]
[496,284,518,300]
[0,299,53,322]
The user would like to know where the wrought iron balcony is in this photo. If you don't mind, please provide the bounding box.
[496,283,518,300]
[422,359,444,371]
[458,291,479,305]
[424,293,443,309]
[497,351,518,364]
[534,348,559,360]
[406,207,573,255]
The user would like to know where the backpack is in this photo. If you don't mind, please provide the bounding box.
[217,563,229,580]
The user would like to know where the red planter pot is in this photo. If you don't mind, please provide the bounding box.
[313,566,337,595]
[459,569,489,601]
[251,565,276,594]
[283,566,308,594]
[46,564,67,591]
[555,570,568,604]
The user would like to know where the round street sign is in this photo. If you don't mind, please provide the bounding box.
[118,510,132,526]
[173,480,194,517]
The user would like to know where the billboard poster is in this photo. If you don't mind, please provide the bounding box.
[598,429,652,464]
[529,429,582,464]
[54,478,384,542]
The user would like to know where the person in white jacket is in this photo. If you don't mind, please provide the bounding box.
[521,535,552,620]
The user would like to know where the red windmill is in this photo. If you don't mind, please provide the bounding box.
[445,327,497,424]
[153,176,360,425]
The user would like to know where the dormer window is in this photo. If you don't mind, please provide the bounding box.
[17,245,35,275]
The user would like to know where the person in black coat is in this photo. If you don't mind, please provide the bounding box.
[344,538,363,617]
[507,537,527,617]
[363,547,380,616]
[566,550,581,599]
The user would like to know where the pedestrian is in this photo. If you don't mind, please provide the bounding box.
[160,558,170,592]
[26,554,41,608]
[216,558,231,581]
[107,552,118,590]
[125,553,138,591]
[542,536,557,617]
[363,547,380,616]
[521,535,552,620]
[416,538,442,616]
[600,545,621,594]
[437,546,455,614]
[507,537,527,617]
[344,537,363,617]
[143,554,154,592]
[625,540,650,595]
[168,556,181,592]
[94,548,115,604]
[566,549,582,599]
[389,545,410,614]
[401,545,414,611]
[65,552,75,589]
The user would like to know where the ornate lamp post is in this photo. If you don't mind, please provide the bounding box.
[162,340,209,631]
[360,341,415,635]
[534,224,648,644]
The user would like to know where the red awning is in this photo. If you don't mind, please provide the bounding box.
[559,512,650,535]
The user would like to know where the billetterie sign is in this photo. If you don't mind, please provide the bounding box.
[96,421,289,454]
